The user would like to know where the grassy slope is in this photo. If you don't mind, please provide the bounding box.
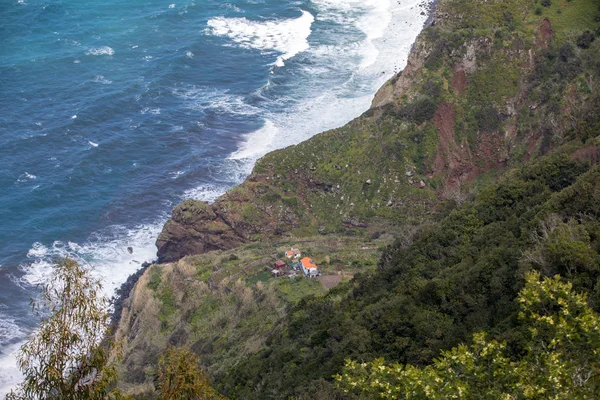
[115,234,391,395]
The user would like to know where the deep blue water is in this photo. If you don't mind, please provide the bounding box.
[0,0,430,391]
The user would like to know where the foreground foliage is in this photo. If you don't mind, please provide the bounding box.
[336,272,600,399]
[6,259,119,400]
[155,347,226,400]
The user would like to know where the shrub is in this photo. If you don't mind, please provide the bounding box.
[156,347,225,400]
[336,273,600,399]
[397,97,438,125]
[576,31,596,49]
[423,80,441,99]
[475,105,502,133]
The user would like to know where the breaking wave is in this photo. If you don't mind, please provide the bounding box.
[207,10,315,67]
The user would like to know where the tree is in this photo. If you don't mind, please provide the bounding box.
[6,258,120,400]
[335,272,600,399]
[155,346,226,400]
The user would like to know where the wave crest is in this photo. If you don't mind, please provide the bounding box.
[19,223,163,298]
[85,46,115,56]
[206,10,314,67]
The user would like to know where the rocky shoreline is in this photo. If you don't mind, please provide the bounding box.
[109,261,153,333]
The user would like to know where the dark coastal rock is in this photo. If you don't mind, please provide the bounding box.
[155,176,312,262]
[156,200,246,263]
[109,261,153,332]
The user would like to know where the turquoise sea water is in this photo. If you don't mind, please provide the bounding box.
[0,0,431,391]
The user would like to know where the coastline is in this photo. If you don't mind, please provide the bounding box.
[0,1,436,396]
[111,0,438,321]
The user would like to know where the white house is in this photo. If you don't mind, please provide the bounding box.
[300,257,319,277]
[285,248,301,259]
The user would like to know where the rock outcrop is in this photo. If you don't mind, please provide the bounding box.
[156,200,245,262]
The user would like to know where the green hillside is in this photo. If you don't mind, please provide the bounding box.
[220,144,600,398]
[112,0,600,398]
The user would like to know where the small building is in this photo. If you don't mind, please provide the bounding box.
[285,248,301,259]
[300,257,319,277]
[273,260,287,269]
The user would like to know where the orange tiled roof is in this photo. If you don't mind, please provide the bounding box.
[300,257,317,269]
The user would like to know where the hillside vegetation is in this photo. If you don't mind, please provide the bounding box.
[113,0,600,398]
[220,144,600,398]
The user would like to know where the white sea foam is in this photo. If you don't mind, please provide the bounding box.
[19,223,163,298]
[228,119,278,161]
[185,51,194,59]
[16,172,37,183]
[183,184,230,203]
[321,0,428,73]
[172,85,259,116]
[85,46,115,56]
[169,170,186,179]
[0,315,24,348]
[227,0,432,170]
[0,342,23,397]
[92,75,112,84]
[206,10,314,67]
[140,107,161,115]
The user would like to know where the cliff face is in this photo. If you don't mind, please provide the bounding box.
[157,0,600,263]
[156,200,247,263]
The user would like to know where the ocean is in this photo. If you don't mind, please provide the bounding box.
[0,0,431,393]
